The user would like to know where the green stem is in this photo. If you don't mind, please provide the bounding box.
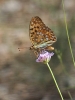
[46,63,64,100]
[68,91,73,100]
[62,0,75,67]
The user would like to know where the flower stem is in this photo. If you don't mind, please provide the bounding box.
[46,63,64,100]
[68,91,73,100]
[62,0,75,67]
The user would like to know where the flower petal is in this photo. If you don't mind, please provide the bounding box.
[36,51,54,63]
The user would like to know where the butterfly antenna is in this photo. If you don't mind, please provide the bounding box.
[18,47,29,51]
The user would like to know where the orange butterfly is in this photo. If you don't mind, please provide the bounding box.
[29,16,57,57]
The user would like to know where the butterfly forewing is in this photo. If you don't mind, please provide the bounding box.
[29,16,45,45]
[29,16,57,56]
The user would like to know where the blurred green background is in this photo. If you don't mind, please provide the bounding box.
[0,0,75,100]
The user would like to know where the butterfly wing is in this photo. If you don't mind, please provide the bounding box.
[29,16,57,47]
[29,16,57,56]
[29,16,45,45]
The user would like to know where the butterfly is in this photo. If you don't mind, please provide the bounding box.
[29,16,57,57]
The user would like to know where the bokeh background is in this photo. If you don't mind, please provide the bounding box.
[0,0,75,100]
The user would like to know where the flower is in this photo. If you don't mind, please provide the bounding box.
[36,51,54,63]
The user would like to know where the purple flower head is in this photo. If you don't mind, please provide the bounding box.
[36,51,54,63]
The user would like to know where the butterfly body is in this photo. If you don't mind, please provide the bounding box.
[29,16,57,57]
